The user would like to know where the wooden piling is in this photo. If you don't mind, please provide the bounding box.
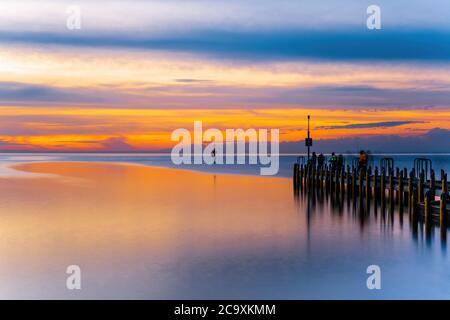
[418,172,424,203]
[389,170,394,210]
[430,170,435,200]
[293,163,299,188]
[408,171,414,215]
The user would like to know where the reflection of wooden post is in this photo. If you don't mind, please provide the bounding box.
[346,165,351,195]
[299,165,304,190]
[329,167,334,193]
[411,188,418,220]
[408,171,414,216]
[319,168,323,191]
[352,167,356,199]
[358,168,363,199]
[305,165,310,192]
[441,172,448,228]
[293,163,299,188]
[398,171,404,208]
[395,167,400,203]
[374,167,378,200]
[334,168,339,197]
[425,191,431,228]
[380,169,385,206]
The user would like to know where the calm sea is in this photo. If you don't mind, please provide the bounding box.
[1,153,450,178]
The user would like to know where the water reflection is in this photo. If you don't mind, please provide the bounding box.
[294,179,448,251]
[0,162,449,299]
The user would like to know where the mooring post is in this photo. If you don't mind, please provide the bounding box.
[340,168,345,195]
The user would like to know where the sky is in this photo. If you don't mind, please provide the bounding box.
[0,0,449,152]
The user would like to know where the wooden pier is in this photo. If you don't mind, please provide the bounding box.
[293,163,450,228]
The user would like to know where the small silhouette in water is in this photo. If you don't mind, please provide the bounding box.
[211,148,216,164]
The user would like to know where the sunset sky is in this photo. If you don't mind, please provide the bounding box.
[1,0,450,152]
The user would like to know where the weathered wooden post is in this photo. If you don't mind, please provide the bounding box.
[340,167,345,195]
[389,170,394,210]
[430,170,435,200]
[293,163,299,189]
[418,171,425,203]
[374,167,378,200]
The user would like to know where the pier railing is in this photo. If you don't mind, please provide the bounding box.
[293,163,449,228]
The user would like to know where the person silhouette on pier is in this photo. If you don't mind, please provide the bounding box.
[358,150,368,171]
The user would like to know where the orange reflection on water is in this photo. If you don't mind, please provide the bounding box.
[0,162,302,298]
